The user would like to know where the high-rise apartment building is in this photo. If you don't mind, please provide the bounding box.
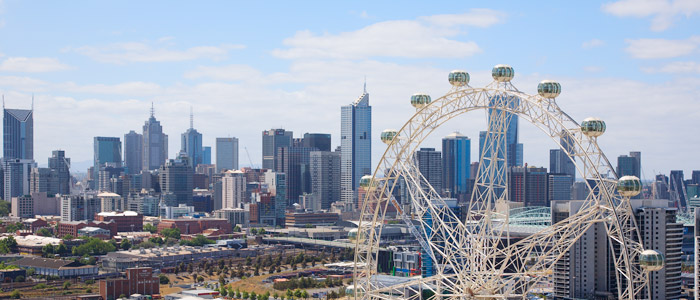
[142,107,168,171]
[302,133,331,152]
[670,170,686,208]
[340,87,371,210]
[48,150,70,195]
[3,106,33,160]
[3,158,35,201]
[276,146,315,205]
[416,148,442,194]
[216,137,239,172]
[553,199,682,299]
[61,193,101,222]
[550,149,576,179]
[159,153,193,206]
[509,166,547,207]
[442,132,470,199]
[181,111,203,168]
[222,170,247,209]
[548,173,573,202]
[262,129,292,170]
[264,170,287,225]
[309,150,341,211]
[124,131,142,175]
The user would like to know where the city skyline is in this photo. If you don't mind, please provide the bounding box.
[0,1,699,177]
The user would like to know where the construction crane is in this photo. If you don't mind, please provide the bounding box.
[244,147,256,169]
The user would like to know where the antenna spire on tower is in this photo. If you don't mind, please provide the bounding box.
[190,106,194,129]
[363,76,367,94]
[150,102,155,117]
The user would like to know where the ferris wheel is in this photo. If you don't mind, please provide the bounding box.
[353,65,665,299]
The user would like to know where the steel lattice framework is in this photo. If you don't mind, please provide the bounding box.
[353,67,653,299]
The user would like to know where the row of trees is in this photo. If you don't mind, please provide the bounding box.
[273,276,344,291]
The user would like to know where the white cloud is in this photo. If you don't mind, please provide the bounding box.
[272,9,506,60]
[419,9,506,28]
[625,36,700,59]
[68,40,245,64]
[642,61,700,73]
[583,66,603,72]
[61,81,162,96]
[582,39,605,49]
[0,57,71,72]
[602,0,700,31]
[184,65,263,82]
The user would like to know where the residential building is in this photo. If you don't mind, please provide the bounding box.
[60,194,101,222]
[159,153,193,206]
[94,211,143,232]
[124,130,143,175]
[340,86,371,210]
[222,170,246,209]
[509,166,548,207]
[309,150,341,210]
[2,158,35,201]
[216,137,239,172]
[98,192,124,212]
[213,208,249,228]
[416,148,442,194]
[11,195,33,218]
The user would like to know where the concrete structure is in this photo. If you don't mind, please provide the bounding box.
[160,204,196,219]
[213,208,249,228]
[340,87,371,211]
[102,245,258,272]
[309,150,341,211]
[98,192,124,212]
[262,128,293,170]
[57,220,117,237]
[285,211,340,227]
[142,107,168,171]
[216,137,239,172]
[124,130,143,175]
[2,158,35,202]
[11,195,33,218]
[222,170,246,209]
[99,267,159,300]
[78,226,111,238]
[14,235,61,256]
[416,148,442,194]
[61,194,101,222]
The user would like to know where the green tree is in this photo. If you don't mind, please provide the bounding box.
[250,228,258,235]
[250,291,257,300]
[233,225,242,232]
[273,292,279,300]
[120,239,132,250]
[159,274,170,285]
[56,243,68,254]
[242,291,249,299]
[0,236,17,253]
[63,281,72,290]
[42,244,55,256]
[235,289,241,299]
[5,222,24,232]
[36,227,53,237]
[71,238,116,256]
[293,289,302,299]
[258,228,266,234]
[220,287,228,297]
[301,290,308,300]
[0,201,10,217]
[14,275,25,282]
[10,290,20,299]
[143,223,158,233]
[180,235,215,247]
[161,228,181,239]
[62,234,74,240]
[286,289,293,300]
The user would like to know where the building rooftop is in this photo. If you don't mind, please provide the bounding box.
[14,257,95,270]
[78,227,110,233]
[97,192,121,197]
[97,211,139,217]
[14,235,61,247]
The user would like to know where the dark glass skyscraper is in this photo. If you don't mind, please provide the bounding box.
[48,150,70,195]
[3,107,33,160]
[416,148,442,195]
[262,129,293,170]
[142,106,168,171]
[302,133,331,152]
[442,132,470,199]
[181,123,203,168]
[93,137,122,190]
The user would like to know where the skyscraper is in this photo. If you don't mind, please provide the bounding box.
[509,166,548,207]
[93,137,122,190]
[550,148,576,179]
[181,109,203,168]
[216,137,239,172]
[670,170,686,208]
[276,146,315,205]
[310,150,341,211]
[442,132,470,199]
[3,105,33,160]
[142,105,168,171]
[222,170,246,209]
[262,129,293,170]
[341,86,371,210]
[302,133,331,152]
[48,150,70,195]
[202,146,211,165]
[3,158,35,201]
[159,153,193,206]
[416,148,442,194]
[124,131,143,175]
[617,151,641,178]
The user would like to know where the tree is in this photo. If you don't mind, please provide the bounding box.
[71,238,116,256]
[293,289,302,299]
[62,234,74,240]
[159,274,170,284]
[220,287,228,297]
[10,290,20,299]
[273,292,280,300]
[36,227,53,237]
[120,239,132,250]
[0,236,17,254]
[161,228,181,240]
[250,228,258,235]
[258,228,266,234]
[250,291,257,300]
[286,289,293,300]
[14,275,25,282]
[0,201,10,217]
[4,222,24,232]
[242,291,249,299]
[301,290,308,300]
[233,225,242,232]
[180,235,215,247]
[143,223,158,233]
[63,281,72,290]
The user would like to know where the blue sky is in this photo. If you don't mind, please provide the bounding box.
[0,0,699,178]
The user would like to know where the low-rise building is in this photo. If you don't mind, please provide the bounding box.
[77,226,111,239]
[94,211,143,232]
[102,245,260,272]
[157,218,231,235]
[213,208,249,228]
[284,212,340,227]
[0,268,26,283]
[270,226,348,240]
[57,220,117,237]
[14,235,62,256]
[14,257,98,278]
[99,267,159,300]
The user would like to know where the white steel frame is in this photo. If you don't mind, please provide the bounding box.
[353,73,649,299]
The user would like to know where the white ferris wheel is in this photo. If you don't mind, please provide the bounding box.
[352,65,665,300]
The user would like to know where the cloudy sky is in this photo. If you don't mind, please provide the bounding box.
[0,0,699,179]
